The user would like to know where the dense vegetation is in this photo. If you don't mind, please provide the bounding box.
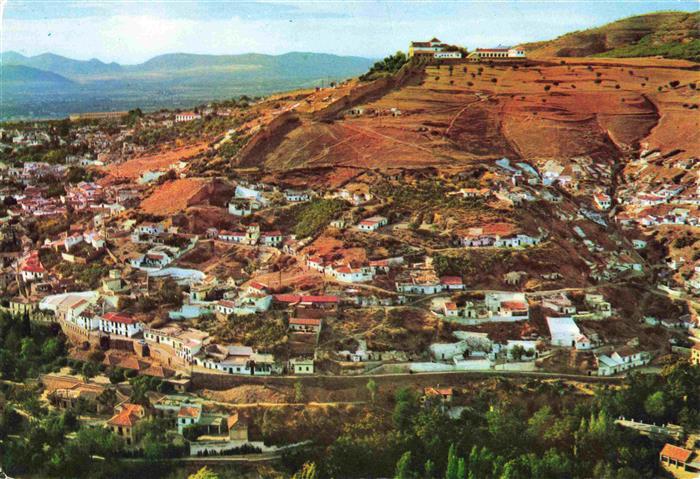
[597,38,700,62]
[360,51,409,81]
[0,312,67,381]
[282,362,700,478]
[376,181,483,213]
[291,198,345,238]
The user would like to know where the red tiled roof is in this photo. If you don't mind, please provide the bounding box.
[118,356,148,371]
[301,295,338,304]
[178,406,201,418]
[290,318,321,326]
[501,301,528,311]
[440,276,463,285]
[660,444,692,463]
[102,312,137,325]
[107,403,144,427]
[249,281,268,290]
[425,387,453,396]
[274,294,301,304]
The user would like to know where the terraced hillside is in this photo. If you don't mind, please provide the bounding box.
[236,57,698,176]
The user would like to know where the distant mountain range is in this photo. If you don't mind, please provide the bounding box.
[0,51,375,121]
[1,64,74,85]
[521,11,700,61]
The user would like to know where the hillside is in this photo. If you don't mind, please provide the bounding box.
[0,64,74,85]
[521,11,700,61]
[0,51,123,77]
[233,56,699,172]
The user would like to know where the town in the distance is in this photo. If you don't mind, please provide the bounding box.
[1,8,700,479]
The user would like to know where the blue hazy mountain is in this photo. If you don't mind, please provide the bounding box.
[0,51,375,121]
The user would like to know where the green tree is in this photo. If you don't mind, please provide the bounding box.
[510,345,526,361]
[367,379,378,403]
[395,451,415,479]
[80,361,98,381]
[446,444,459,479]
[644,391,667,419]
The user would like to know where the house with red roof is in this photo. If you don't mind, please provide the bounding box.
[332,264,374,283]
[408,37,447,58]
[19,251,45,283]
[593,193,612,210]
[485,292,529,321]
[357,215,388,232]
[106,403,146,445]
[260,230,283,247]
[440,276,464,291]
[659,443,699,472]
[467,47,526,60]
[98,312,144,337]
[422,387,454,403]
[218,230,246,243]
[246,281,268,296]
[443,302,460,317]
[289,317,322,334]
[214,299,237,317]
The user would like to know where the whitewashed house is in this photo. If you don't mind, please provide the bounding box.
[358,216,388,232]
[546,316,591,350]
[98,312,144,338]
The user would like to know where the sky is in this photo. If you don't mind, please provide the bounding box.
[0,0,698,64]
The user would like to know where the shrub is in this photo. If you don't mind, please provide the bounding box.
[544,85,551,92]
[491,78,497,83]
[359,51,408,81]
[669,80,680,88]
[674,235,697,249]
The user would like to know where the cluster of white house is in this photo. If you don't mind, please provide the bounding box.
[441,292,529,323]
